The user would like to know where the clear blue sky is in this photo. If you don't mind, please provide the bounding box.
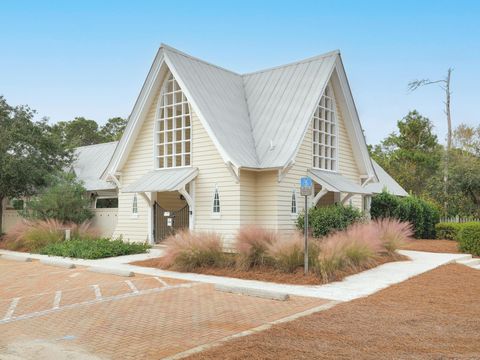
[1,0,478,145]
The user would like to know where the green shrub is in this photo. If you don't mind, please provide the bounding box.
[435,222,464,240]
[419,200,440,239]
[39,238,150,259]
[457,223,480,256]
[370,191,401,219]
[394,197,424,238]
[22,173,93,224]
[297,204,362,238]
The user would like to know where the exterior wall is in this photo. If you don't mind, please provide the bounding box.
[1,210,23,233]
[191,111,241,249]
[335,86,362,209]
[276,81,364,233]
[91,208,118,237]
[113,88,159,243]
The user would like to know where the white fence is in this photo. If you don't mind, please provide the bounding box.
[440,216,480,223]
[2,209,118,238]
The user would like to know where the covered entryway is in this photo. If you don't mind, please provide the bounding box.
[308,168,372,210]
[122,167,198,244]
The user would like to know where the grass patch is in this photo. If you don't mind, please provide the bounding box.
[39,238,150,259]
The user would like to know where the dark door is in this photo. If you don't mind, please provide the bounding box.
[153,202,189,243]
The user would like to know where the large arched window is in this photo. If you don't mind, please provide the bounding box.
[312,84,338,171]
[155,72,191,168]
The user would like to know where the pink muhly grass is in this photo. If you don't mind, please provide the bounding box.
[235,225,278,268]
[160,230,225,271]
[374,218,413,253]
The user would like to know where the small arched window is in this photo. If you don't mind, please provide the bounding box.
[132,194,138,216]
[291,189,297,215]
[212,186,220,216]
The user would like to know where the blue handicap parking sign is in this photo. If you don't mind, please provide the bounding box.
[300,177,313,187]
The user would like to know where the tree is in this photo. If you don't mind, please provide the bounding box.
[408,68,453,214]
[100,117,128,142]
[22,172,93,224]
[453,123,480,156]
[51,117,104,147]
[371,110,442,195]
[0,96,72,232]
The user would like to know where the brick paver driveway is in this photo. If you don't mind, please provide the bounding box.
[0,258,329,359]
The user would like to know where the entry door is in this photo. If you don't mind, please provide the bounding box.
[153,202,189,243]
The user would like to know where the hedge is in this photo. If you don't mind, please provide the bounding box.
[435,222,465,240]
[370,191,440,239]
[297,204,362,238]
[458,223,480,256]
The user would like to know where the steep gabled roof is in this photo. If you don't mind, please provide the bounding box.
[104,45,375,177]
[366,160,409,197]
[73,142,118,191]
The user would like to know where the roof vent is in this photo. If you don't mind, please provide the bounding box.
[269,140,276,151]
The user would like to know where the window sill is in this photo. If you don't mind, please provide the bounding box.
[211,213,221,220]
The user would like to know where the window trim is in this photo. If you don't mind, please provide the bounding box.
[312,83,339,172]
[94,196,119,209]
[211,185,221,219]
[290,188,298,219]
[154,72,192,169]
[131,193,138,218]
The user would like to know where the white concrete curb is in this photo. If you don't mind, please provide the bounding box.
[215,284,289,301]
[40,258,76,269]
[0,254,32,262]
[88,266,134,277]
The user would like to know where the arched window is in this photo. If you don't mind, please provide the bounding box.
[212,186,220,214]
[155,72,191,169]
[312,83,337,171]
[291,189,297,215]
[132,194,138,216]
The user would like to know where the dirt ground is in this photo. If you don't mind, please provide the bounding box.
[401,239,461,253]
[132,254,403,285]
[187,264,480,360]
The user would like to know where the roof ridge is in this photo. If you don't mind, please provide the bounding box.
[242,49,340,77]
[160,43,242,76]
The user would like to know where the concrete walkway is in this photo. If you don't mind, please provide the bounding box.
[0,249,469,301]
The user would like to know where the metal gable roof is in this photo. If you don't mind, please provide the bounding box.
[308,168,372,195]
[122,167,198,193]
[243,52,337,167]
[105,44,374,176]
[365,160,409,197]
[73,142,118,191]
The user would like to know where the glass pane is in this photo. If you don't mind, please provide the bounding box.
[185,115,191,127]
[166,143,173,155]
[159,157,164,168]
[167,131,173,143]
[175,155,182,166]
[166,156,173,168]
[158,144,164,156]
[185,141,190,153]
[167,107,173,118]
[185,128,191,140]
[175,129,182,142]
[158,120,164,131]
[175,142,182,154]
[158,133,164,144]
[184,154,190,166]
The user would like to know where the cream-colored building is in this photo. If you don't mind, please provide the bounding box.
[2,45,408,247]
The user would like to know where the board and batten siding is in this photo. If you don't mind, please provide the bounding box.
[191,111,241,249]
[276,81,363,233]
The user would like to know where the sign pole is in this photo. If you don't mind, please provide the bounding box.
[304,195,308,275]
[300,176,313,276]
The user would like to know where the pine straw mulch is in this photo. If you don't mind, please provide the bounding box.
[401,239,461,253]
[186,264,480,360]
[131,253,407,286]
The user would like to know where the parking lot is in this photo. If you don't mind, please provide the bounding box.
[0,258,329,359]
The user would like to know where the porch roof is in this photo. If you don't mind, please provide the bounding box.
[308,168,372,195]
[122,167,198,193]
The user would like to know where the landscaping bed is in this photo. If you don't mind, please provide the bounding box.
[186,264,480,360]
[132,253,403,285]
[400,239,461,253]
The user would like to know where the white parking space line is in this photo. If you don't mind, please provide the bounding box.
[92,285,102,300]
[155,277,169,287]
[3,297,20,320]
[52,291,62,309]
[125,280,139,293]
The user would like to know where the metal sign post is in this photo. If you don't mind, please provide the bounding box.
[300,177,313,275]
